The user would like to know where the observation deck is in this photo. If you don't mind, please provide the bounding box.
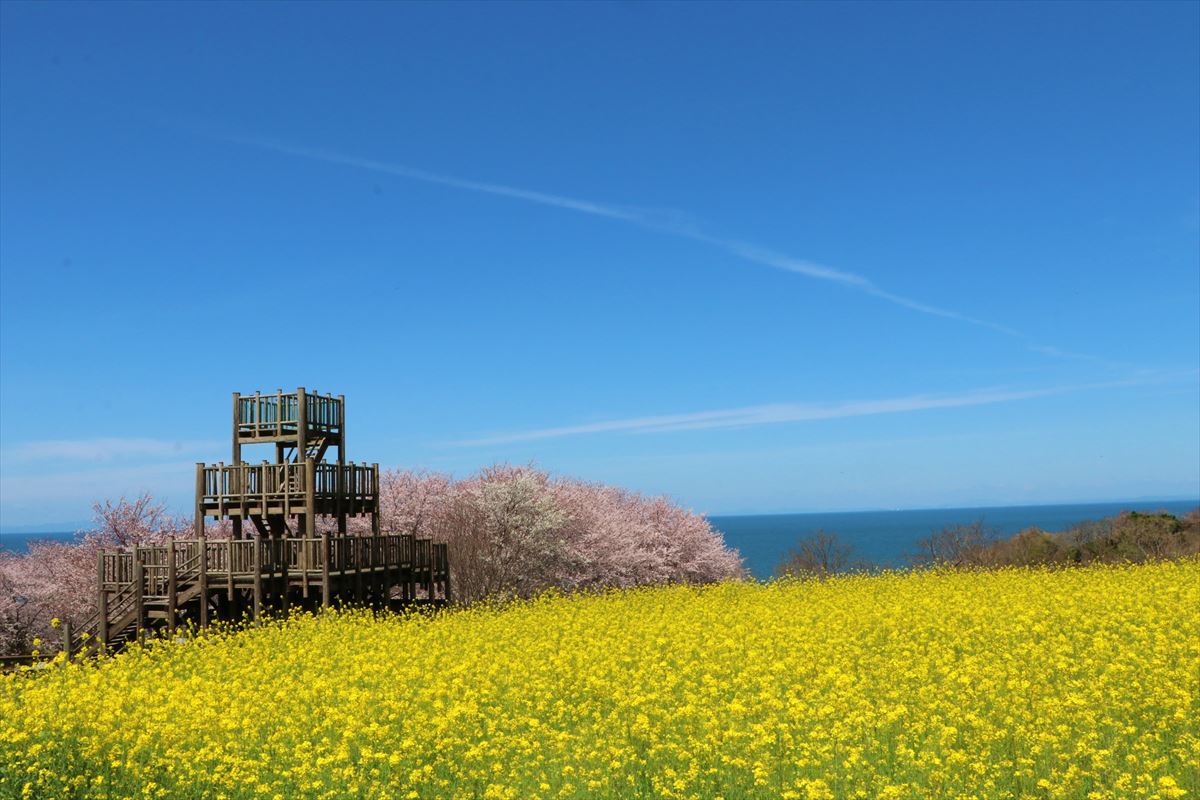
[196,460,379,521]
[234,389,343,450]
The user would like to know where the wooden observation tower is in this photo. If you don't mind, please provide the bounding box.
[51,388,450,658]
[199,389,377,541]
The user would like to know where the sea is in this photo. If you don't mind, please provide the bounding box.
[711,499,1199,578]
[3,499,1196,579]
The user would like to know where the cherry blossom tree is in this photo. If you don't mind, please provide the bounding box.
[377,465,745,603]
[0,494,191,654]
[1,470,746,654]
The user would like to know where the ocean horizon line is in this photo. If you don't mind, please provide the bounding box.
[2,495,1198,537]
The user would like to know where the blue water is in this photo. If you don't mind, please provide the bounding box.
[0,531,80,553]
[711,499,1199,578]
[4,500,1197,578]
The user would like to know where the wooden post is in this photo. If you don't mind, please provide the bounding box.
[371,464,381,536]
[167,540,178,635]
[226,539,235,601]
[355,535,364,602]
[426,540,434,600]
[374,536,383,606]
[387,536,397,605]
[443,545,452,604]
[279,537,289,615]
[305,459,316,537]
[230,393,244,537]
[407,536,416,602]
[232,392,241,464]
[198,528,209,629]
[133,549,144,642]
[301,534,310,599]
[252,536,263,621]
[367,536,377,606]
[321,533,332,609]
[296,387,307,462]
[338,394,346,466]
[62,618,73,662]
[194,464,205,538]
[97,551,109,649]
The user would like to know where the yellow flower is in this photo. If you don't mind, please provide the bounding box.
[0,561,1195,800]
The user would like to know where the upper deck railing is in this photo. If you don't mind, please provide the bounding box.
[235,389,342,440]
[198,461,378,515]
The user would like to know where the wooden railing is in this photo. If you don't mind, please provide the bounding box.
[4,535,452,670]
[95,534,446,588]
[199,462,378,508]
[235,389,342,435]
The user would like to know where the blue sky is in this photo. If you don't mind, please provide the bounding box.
[1,1,1197,528]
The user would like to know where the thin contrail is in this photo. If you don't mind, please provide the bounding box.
[447,381,1145,447]
[218,134,1115,361]
[222,139,1001,318]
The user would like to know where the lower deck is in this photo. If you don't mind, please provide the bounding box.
[84,534,450,652]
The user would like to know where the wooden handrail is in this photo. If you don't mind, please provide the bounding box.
[235,391,342,430]
[48,532,452,665]
[96,535,438,583]
[199,463,377,502]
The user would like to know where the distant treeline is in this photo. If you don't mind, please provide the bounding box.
[776,508,1200,577]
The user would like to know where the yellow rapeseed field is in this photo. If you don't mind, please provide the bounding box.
[1,562,1197,800]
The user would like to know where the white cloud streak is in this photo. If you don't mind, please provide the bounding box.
[1,438,220,464]
[220,136,645,222]
[216,134,1130,364]
[219,135,1037,338]
[449,382,1130,447]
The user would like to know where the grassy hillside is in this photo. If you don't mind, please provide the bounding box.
[2,562,1197,800]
